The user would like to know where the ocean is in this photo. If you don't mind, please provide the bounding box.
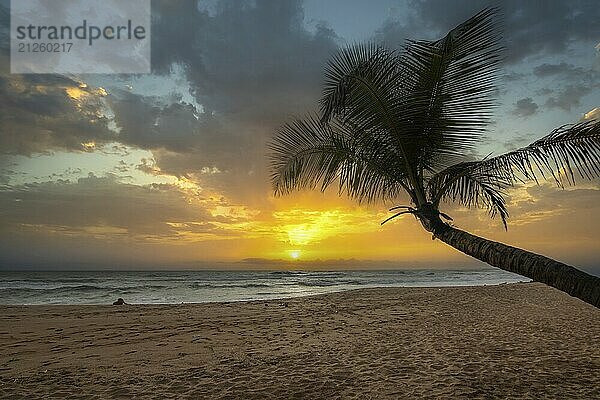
[0,269,529,305]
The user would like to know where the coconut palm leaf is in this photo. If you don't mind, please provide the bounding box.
[401,7,503,172]
[316,8,503,186]
[318,43,425,195]
[475,120,600,187]
[319,43,405,122]
[427,161,511,229]
[269,114,410,203]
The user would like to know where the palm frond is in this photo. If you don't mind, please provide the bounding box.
[269,114,410,203]
[317,43,427,196]
[401,7,503,171]
[320,43,406,124]
[427,161,510,229]
[317,9,503,179]
[425,119,600,228]
[477,120,600,187]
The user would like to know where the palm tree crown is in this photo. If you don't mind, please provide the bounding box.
[269,8,600,232]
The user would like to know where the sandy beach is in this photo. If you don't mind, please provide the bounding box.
[1,282,598,399]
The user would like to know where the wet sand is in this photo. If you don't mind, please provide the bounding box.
[1,282,599,399]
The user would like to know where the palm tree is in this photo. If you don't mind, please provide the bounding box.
[269,8,600,308]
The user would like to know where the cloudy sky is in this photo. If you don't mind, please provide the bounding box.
[0,0,599,271]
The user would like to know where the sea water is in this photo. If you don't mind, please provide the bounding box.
[0,269,529,305]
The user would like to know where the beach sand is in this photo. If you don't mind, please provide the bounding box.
[1,282,598,399]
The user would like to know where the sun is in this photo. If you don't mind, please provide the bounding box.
[289,250,301,260]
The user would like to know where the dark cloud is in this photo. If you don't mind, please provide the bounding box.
[511,97,538,118]
[545,85,593,112]
[152,0,337,117]
[377,0,599,63]
[502,71,526,82]
[113,160,130,174]
[0,173,219,236]
[0,0,340,207]
[107,90,201,153]
[533,62,584,78]
[108,0,338,200]
[535,88,553,96]
[0,73,115,155]
[4,1,597,169]
[374,13,423,48]
[530,62,598,112]
[105,88,271,203]
[533,62,598,90]
[136,158,161,175]
[1,0,337,155]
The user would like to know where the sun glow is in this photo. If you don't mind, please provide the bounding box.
[275,209,381,247]
[289,250,301,260]
[287,225,318,246]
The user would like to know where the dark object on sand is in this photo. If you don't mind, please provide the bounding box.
[113,298,126,305]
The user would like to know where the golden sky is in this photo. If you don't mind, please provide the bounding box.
[1,1,599,272]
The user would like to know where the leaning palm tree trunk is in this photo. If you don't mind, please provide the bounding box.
[435,225,600,307]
